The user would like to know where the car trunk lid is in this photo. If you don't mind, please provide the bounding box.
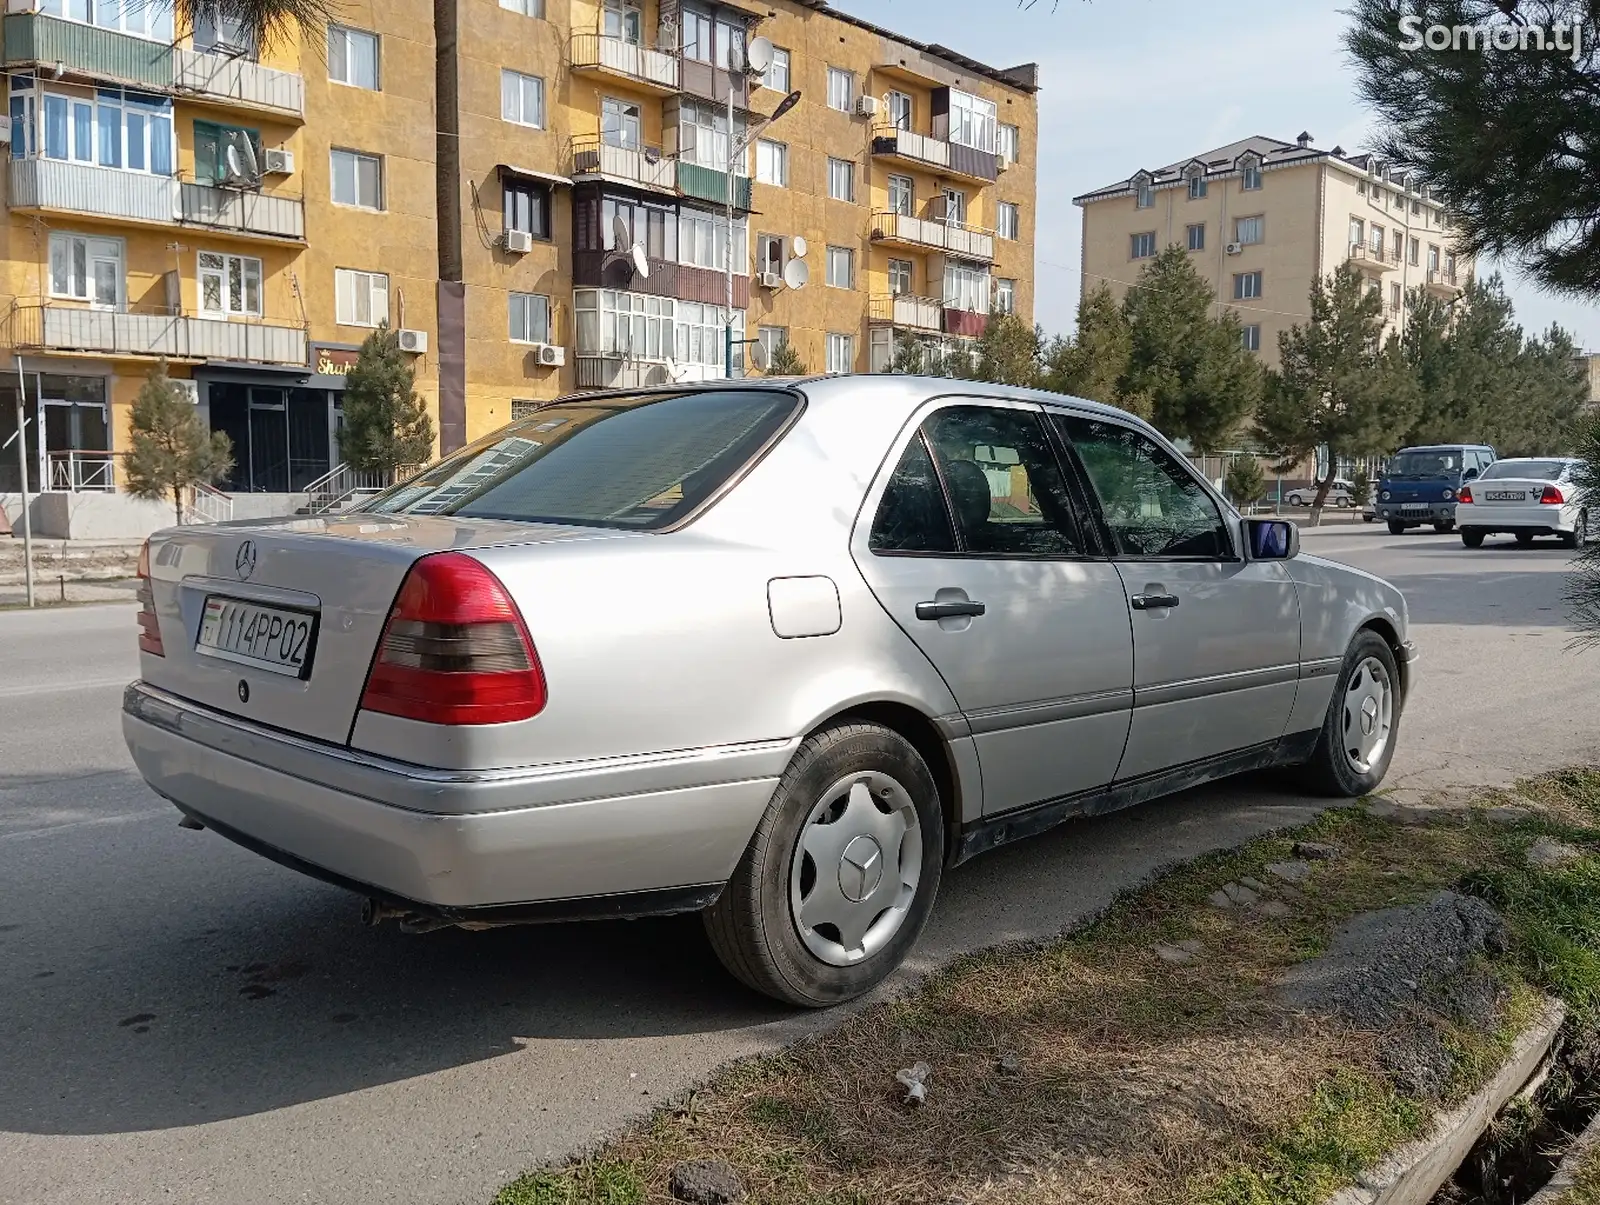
[1473,477,1554,505]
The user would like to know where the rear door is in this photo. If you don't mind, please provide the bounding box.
[852,399,1134,816]
[1050,413,1301,780]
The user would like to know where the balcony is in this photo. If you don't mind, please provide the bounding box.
[1347,242,1399,272]
[944,308,989,339]
[574,355,674,391]
[678,57,749,109]
[870,125,998,184]
[870,293,943,334]
[173,47,305,119]
[570,33,678,94]
[10,157,175,224]
[179,181,306,241]
[1425,267,1463,297]
[570,136,678,196]
[8,302,308,365]
[676,160,752,211]
[870,210,995,262]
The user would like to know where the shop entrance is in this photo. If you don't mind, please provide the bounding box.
[208,383,334,493]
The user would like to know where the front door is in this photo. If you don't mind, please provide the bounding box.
[852,400,1134,816]
[1052,413,1301,779]
[248,387,288,492]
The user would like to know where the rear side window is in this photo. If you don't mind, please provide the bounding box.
[870,434,956,554]
[365,390,798,529]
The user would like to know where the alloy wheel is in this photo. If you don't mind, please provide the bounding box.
[1342,656,1394,776]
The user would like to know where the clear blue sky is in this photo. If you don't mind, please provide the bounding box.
[843,0,1600,349]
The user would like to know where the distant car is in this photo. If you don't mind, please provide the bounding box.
[1285,479,1355,507]
[122,377,1416,1007]
[1376,443,1497,534]
[1457,457,1589,549]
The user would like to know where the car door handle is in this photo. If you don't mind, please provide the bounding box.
[1131,593,1181,611]
[916,600,986,620]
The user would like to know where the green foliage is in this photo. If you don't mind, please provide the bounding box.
[887,310,1042,387]
[491,1160,643,1205]
[766,337,807,376]
[1117,246,1263,450]
[339,323,435,476]
[1350,464,1372,506]
[1041,283,1132,408]
[1257,264,1420,513]
[122,360,233,525]
[1567,411,1600,638]
[1225,456,1267,506]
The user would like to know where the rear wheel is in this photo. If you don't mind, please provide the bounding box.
[1387,520,1407,536]
[704,722,944,1007]
[1296,630,1401,798]
[1461,528,1486,549]
[1433,518,1456,534]
[1561,511,1588,550]
[1515,531,1536,546]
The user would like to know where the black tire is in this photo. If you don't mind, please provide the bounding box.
[1363,514,1376,523]
[1296,630,1402,798]
[1515,531,1536,546]
[1561,511,1587,550]
[704,722,944,1008]
[1433,519,1455,534]
[1387,520,1407,536]
[1461,528,1486,549]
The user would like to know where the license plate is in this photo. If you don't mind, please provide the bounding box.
[1400,503,1429,512]
[1485,490,1524,502]
[197,596,317,678]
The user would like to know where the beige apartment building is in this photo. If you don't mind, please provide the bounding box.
[1074,134,1473,368]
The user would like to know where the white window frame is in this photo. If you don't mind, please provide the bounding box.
[943,261,990,313]
[997,122,1019,163]
[755,137,787,186]
[328,24,380,90]
[825,245,853,289]
[330,147,382,210]
[603,0,642,44]
[1240,158,1262,190]
[827,67,853,112]
[198,250,262,318]
[501,69,545,129]
[678,207,748,273]
[997,202,1019,241]
[28,86,173,176]
[1234,271,1263,300]
[574,288,676,362]
[762,46,790,92]
[995,278,1016,314]
[1242,324,1261,352]
[1131,231,1156,259]
[47,232,123,308]
[1187,223,1205,252]
[1235,215,1264,246]
[827,156,855,202]
[757,325,787,366]
[947,89,996,153]
[509,291,551,344]
[1135,177,1153,208]
[678,98,740,170]
[1188,173,1207,200]
[602,95,642,149]
[826,332,854,374]
[40,0,173,40]
[888,258,913,296]
[755,234,783,277]
[887,90,913,130]
[887,174,914,216]
[498,0,544,16]
[335,267,389,327]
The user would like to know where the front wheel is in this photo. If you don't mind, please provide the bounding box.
[1296,630,1401,798]
[1387,520,1407,536]
[1461,528,1486,549]
[704,721,944,1007]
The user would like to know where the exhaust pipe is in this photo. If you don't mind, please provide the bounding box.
[360,897,410,927]
[177,815,205,831]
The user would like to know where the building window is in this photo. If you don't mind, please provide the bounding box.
[946,89,997,153]
[827,156,855,202]
[1135,176,1153,208]
[678,98,741,170]
[330,148,382,209]
[998,122,1019,163]
[678,207,747,272]
[1349,217,1365,249]
[1234,271,1263,300]
[827,67,853,112]
[1241,324,1261,352]
[888,258,913,296]
[887,174,914,216]
[1235,215,1264,245]
[1412,199,1422,215]
[1408,236,1420,265]
[762,46,790,92]
[1188,173,1207,200]
[48,232,121,306]
[676,300,743,372]
[20,85,176,175]
[509,292,551,343]
[943,188,967,226]
[602,0,642,43]
[1241,158,1262,190]
[1427,244,1441,271]
[574,288,674,361]
[1390,282,1402,312]
[755,234,784,277]
[597,194,676,259]
[499,0,544,16]
[757,325,787,368]
[198,251,261,317]
[328,24,380,90]
[826,333,854,374]
[192,120,260,184]
[996,278,1016,314]
[997,202,1020,241]
[1370,226,1384,257]
[826,245,853,288]
[1187,223,1205,252]
[500,69,545,128]
[503,177,550,237]
[40,0,173,40]
[1130,231,1156,259]
[886,90,912,130]
[755,138,787,186]
[602,96,642,149]
[943,261,989,313]
[335,268,389,327]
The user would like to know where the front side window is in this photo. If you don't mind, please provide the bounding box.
[1234,271,1262,300]
[328,25,380,90]
[757,325,787,368]
[1241,158,1262,190]
[887,174,914,216]
[1135,176,1153,208]
[499,0,544,16]
[501,69,545,127]
[755,138,787,186]
[827,67,853,112]
[1056,415,1232,559]
[1188,173,1207,200]
[943,188,966,226]
[1349,217,1365,249]
[678,98,739,169]
[503,177,550,237]
[1390,282,1401,311]
[198,250,261,317]
[762,47,790,92]
[1131,231,1156,259]
[574,288,675,360]
[1235,215,1264,245]
[330,148,382,209]
[755,234,783,277]
[827,156,855,202]
[826,245,853,288]
[681,7,712,62]
[23,85,173,175]
[193,119,260,184]
[826,332,854,374]
[997,202,1019,241]
[48,232,122,306]
[678,207,747,272]
[509,292,550,343]
[335,267,389,327]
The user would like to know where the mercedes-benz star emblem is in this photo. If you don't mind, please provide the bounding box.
[235,540,257,581]
[838,835,884,903]
[237,680,250,704]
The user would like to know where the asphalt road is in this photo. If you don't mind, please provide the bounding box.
[1,525,1593,1205]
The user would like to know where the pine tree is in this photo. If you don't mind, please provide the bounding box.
[973,311,1043,387]
[339,323,435,477]
[1225,456,1267,508]
[123,361,233,526]
[1041,284,1132,408]
[767,338,807,375]
[1566,410,1600,638]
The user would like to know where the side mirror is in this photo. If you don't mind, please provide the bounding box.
[1464,467,1479,480]
[1245,517,1299,560]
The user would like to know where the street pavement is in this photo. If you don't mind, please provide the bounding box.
[0,524,1593,1205]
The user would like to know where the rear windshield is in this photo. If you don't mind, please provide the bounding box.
[362,389,799,529]
[1386,450,1466,478]
[1481,459,1570,481]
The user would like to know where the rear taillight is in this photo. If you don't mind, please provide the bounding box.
[136,539,164,657]
[1542,485,1566,505]
[359,552,547,726]
[1458,486,1473,504]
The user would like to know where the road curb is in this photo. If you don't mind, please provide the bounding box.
[1525,1088,1600,1203]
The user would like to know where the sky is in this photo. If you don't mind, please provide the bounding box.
[842,0,1600,350]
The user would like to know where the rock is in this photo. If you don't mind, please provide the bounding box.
[1367,799,1435,825]
[1222,882,1260,906]
[1293,841,1343,861]
[1239,876,1267,892]
[1154,942,1199,964]
[1257,901,1292,919]
[669,1160,747,1205]
[1208,889,1235,910]
[1528,837,1585,868]
[1266,860,1313,884]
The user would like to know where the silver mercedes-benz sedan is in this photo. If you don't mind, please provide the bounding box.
[123,376,1415,1006]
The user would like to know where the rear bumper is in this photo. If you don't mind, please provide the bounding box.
[1455,502,1572,533]
[122,682,784,916]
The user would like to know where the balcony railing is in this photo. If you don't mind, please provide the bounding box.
[174,47,305,118]
[870,210,996,262]
[180,181,305,240]
[1347,242,1398,272]
[8,303,308,365]
[570,33,678,93]
[575,355,673,391]
[1427,267,1459,288]
[570,136,678,194]
[870,293,943,333]
[10,158,175,223]
[871,125,998,184]
[47,449,115,492]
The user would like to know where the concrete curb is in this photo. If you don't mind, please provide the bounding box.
[1326,997,1567,1205]
[1526,1092,1600,1203]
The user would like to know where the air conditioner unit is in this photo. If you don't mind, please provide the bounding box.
[855,95,880,118]
[997,154,1012,173]
[1225,242,1243,255]
[503,229,534,254]
[759,271,783,289]
[533,343,566,367]
[172,379,200,404]
[396,329,428,354]
[262,148,294,174]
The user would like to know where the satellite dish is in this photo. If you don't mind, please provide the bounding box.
[745,36,774,75]
[225,143,244,179]
[790,235,808,258]
[611,213,631,252]
[632,243,650,279]
[782,259,810,290]
[665,356,691,384]
[750,340,770,371]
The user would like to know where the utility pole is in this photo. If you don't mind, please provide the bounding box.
[12,355,34,608]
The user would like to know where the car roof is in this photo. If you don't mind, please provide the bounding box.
[1396,443,1494,452]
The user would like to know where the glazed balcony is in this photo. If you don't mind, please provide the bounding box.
[570,33,678,95]
[570,136,678,196]
[676,160,752,211]
[869,210,995,262]
[7,302,307,365]
[870,125,998,185]
[870,293,942,334]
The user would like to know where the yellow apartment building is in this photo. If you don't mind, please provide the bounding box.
[1074,134,1473,370]
[0,0,1038,535]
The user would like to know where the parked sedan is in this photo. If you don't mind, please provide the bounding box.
[1285,479,1356,507]
[1457,457,1589,548]
[122,378,1416,1007]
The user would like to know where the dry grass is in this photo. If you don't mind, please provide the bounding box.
[493,770,1600,1205]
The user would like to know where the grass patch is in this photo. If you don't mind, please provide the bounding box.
[498,768,1600,1205]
